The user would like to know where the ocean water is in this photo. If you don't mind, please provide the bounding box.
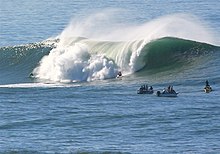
[0,0,220,153]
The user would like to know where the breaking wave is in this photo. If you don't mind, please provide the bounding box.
[0,13,219,84]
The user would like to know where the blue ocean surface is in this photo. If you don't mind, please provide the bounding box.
[0,0,220,153]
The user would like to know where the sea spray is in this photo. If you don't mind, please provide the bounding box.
[59,12,215,44]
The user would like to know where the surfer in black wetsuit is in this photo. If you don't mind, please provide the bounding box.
[117,71,122,77]
[29,73,34,78]
[204,80,212,92]
[116,71,122,78]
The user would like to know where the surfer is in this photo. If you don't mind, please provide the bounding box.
[116,71,122,78]
[204,80,212,93]
[29,73,34,78]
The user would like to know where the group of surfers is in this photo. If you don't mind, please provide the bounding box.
[138,84,177,94]
[139,85,153,91]
[138,80,212,94]
[117,71,213,94]
[137,85,153,94]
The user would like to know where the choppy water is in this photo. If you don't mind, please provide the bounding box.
[0,0,220,153]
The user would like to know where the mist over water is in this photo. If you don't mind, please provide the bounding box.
[59,12,216,43]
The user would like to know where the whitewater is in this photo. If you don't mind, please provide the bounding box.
[0,1,220,154]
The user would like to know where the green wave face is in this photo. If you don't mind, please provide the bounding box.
[141,37,218,71]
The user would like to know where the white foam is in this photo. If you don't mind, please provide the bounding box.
[33,42,119,82]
